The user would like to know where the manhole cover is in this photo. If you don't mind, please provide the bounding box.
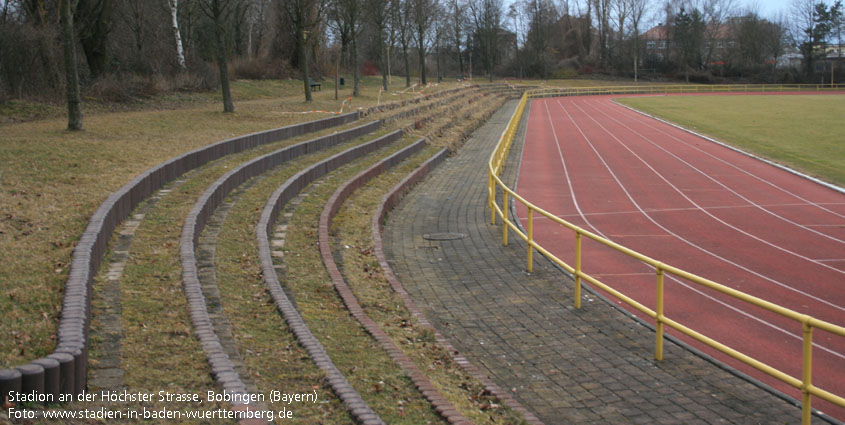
[422,232,467,241]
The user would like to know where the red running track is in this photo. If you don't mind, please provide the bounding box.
[516,93,845,420]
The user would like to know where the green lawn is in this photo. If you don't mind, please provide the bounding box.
[617,94,845,187]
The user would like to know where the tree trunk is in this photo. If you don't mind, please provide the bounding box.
[300,30,313,101]
[335,49,340,100]
[61,0,83,130]
[402,43,410,87]
[418,41,426,85]
[352,35,360,96]
[247,7,254,60]
[381,43,388,90]
[214,1,234,112]
[77,0,115,78]
[436,43,441,81]
[169,0,187,69]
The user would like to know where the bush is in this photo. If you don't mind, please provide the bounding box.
[86,71,215,102]
[361,61,380,76]
[87,74,160,102]
[0,22,63,100]
[231,57,270,80]
[578,65,594,75]
[551,68,579,79]
[676,70,714,84]
[230,57,295,80]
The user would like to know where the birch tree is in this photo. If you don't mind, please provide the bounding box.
[168,0,187,69]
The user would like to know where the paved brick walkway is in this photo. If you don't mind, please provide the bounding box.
[383,100,834,424]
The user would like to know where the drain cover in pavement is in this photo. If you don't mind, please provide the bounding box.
[423,232,467,241]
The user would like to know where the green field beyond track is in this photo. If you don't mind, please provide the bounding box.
[617,94,845,187]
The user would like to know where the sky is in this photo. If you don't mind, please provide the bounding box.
[737,0,793,18]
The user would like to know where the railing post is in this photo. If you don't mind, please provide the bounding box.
[489,173,496,225]
[527,207,533,273]
[801,321,813,425]
[502,191,509,247]
[656,266,665,361]
[575,231,582,309]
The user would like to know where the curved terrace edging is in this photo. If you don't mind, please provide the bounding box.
[318,140,479,425]
[256,130,418,425]
[0,112,358,406]
[179,121,381,422]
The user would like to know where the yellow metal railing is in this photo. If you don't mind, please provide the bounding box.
[525,83,845,98]
[488,87,845,425]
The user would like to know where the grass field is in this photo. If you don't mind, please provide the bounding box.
[0,77,646,423]
[616,94,845,187]
[0,76,465,366]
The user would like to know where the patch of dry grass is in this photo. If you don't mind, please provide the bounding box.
[280,136,448,424]
[0,79,467,367]
[212,131,400,424]
[329,95,528,425]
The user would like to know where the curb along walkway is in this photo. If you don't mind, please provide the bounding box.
[382,100,826,424]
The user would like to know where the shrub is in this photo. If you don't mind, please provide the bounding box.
[361,61,380,76]
[551,68,579,79]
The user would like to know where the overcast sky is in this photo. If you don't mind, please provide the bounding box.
[737,0,792,17]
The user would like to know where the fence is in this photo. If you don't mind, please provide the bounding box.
[487,86,845,425]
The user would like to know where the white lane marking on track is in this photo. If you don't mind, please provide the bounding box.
[542,100,603,235]
[552,98,845,360]
[584,98,845,246]
[609,98,845,221]
[568,99,845,280]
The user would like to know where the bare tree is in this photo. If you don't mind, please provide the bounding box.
[628,0,649,79]
[329,0,362,95]
[282,0,327,101]
[244,0,271,59]
[611,0,629,67]
[575,0,592,62]
[367,0,393,89]
[588,0,610,67]
[75,0,115,78]
[120,0,145,54]
[168,0,187,68]
[411,0,438,85]
[60,0,82,130]
[523,0,558,77]
[507,1,527,77]
[451,0,467,76]
[391,0,413,86]
[469,0,503,80]
[198,0,235,111]
[697,0,735,69]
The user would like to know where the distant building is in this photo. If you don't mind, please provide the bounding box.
[642,25,670,60]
